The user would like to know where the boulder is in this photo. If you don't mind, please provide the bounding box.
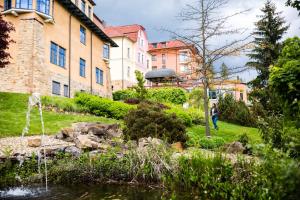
[138,137,164,148]
[75,135,101,149]
[64,146,82,157]
[61,128,76,139]
[27,138,41,147]
[225,142,245,154]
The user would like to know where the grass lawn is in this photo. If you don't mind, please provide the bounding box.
[0,92,118,137]
[188,121,262,146]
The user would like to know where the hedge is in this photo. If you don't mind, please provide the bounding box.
[113,87,187,105]
[74,93,135,119]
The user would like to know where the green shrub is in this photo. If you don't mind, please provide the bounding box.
[188,88,204,109]
[112,89,136,101]
[123,103,187,144]
[218,94,256,127]
[74,92,135,119]
[113,87,187,105]
[187,136,225,149]
[165,104,192,127]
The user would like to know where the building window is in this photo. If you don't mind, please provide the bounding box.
[81,0,85,12]
[240,92,244,101]
[88,6,91,18]
[37,0,50,15]
[58,47,66,67]
[161,42,167,48]
[180,52,188,62]
[64,85,69,97]
[50,42,66,68]
[80,26,86,44]
[209,90,217,100]
[141,39,144,47]
[127,48,130,58]
[152,66,157,70]
[127,66,130,78]
[96,68,103,85]
[16,0,32,9]
[4,0,12,10]
[80,58,86,77]
[50,42,58,65]
[138,52,141,62]
[147,60,149,69]
[75,0,78,5]
[162,65,166,69]
[52,81,60,95]
[103,44,109,59]
[142,54,144,64]
[152,55,157,61]
[152,43,157,48]
[162,54,166,64]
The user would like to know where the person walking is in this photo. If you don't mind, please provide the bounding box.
[210,103,219,130]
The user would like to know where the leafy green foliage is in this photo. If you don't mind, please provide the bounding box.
[188,136,225,149]
[269,37,300,119]
[188,88,204,109]
[218,94,256,127]
[74,92,135,119]
[133,70,148,101]
[113,87,187,105]
[123,103,187,144]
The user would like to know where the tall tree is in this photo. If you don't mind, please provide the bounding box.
[166,0,251,137]
[220,62,229,81]
[286,0,300,14]
[0,14,14,68]
[247,0,289,89]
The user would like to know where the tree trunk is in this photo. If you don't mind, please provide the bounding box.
[203,80,211,137]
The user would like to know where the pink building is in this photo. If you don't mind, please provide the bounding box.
[148,40,198,87]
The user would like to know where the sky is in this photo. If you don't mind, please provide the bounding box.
[94,0,300,82]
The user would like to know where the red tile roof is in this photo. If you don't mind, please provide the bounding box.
[104,24,146,42]
[149,40,189,51]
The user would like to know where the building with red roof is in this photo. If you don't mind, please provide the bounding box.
[104,25,152,91]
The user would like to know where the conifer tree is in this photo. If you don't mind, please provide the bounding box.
[247,0,289,89]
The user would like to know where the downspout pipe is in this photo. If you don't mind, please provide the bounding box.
[121,36,124,90]
[68,14,72,98]
[90,33,93,94]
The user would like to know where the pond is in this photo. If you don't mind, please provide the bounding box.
[0,184,194,200]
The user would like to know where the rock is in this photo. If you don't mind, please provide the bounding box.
[172,142,184,153]
[61,128,76,139]
[64,146,82,157]
[55,132,64,140]
[75,135,101,149]
[27,138,41,147]
[225,142,245,154]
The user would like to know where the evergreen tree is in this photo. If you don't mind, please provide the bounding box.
[134,70,147,101]
[286,0,300,14]
[220,62,229,81]
[0,14,14,68]
[247,0,289,89]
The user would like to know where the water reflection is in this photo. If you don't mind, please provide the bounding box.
[0,184,173,200]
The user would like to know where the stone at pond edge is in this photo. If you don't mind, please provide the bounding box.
[64,146,82,157]
[27,138,41,147]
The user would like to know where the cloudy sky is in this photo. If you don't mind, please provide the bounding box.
[94,0,300,82]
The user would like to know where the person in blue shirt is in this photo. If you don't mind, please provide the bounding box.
[210,103,219,130]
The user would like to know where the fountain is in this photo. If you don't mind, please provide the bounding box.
[20,93,48,191]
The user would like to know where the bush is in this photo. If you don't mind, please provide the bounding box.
[165,104,193,127]
[218,94,256,127]
[188,88,204,109]
[112,89,136,101]
[113,87,187,105]
[123,103,187,144]
[74,92,135,119]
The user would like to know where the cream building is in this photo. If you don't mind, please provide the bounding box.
[105,25,152,91]
[0,0,118,97]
